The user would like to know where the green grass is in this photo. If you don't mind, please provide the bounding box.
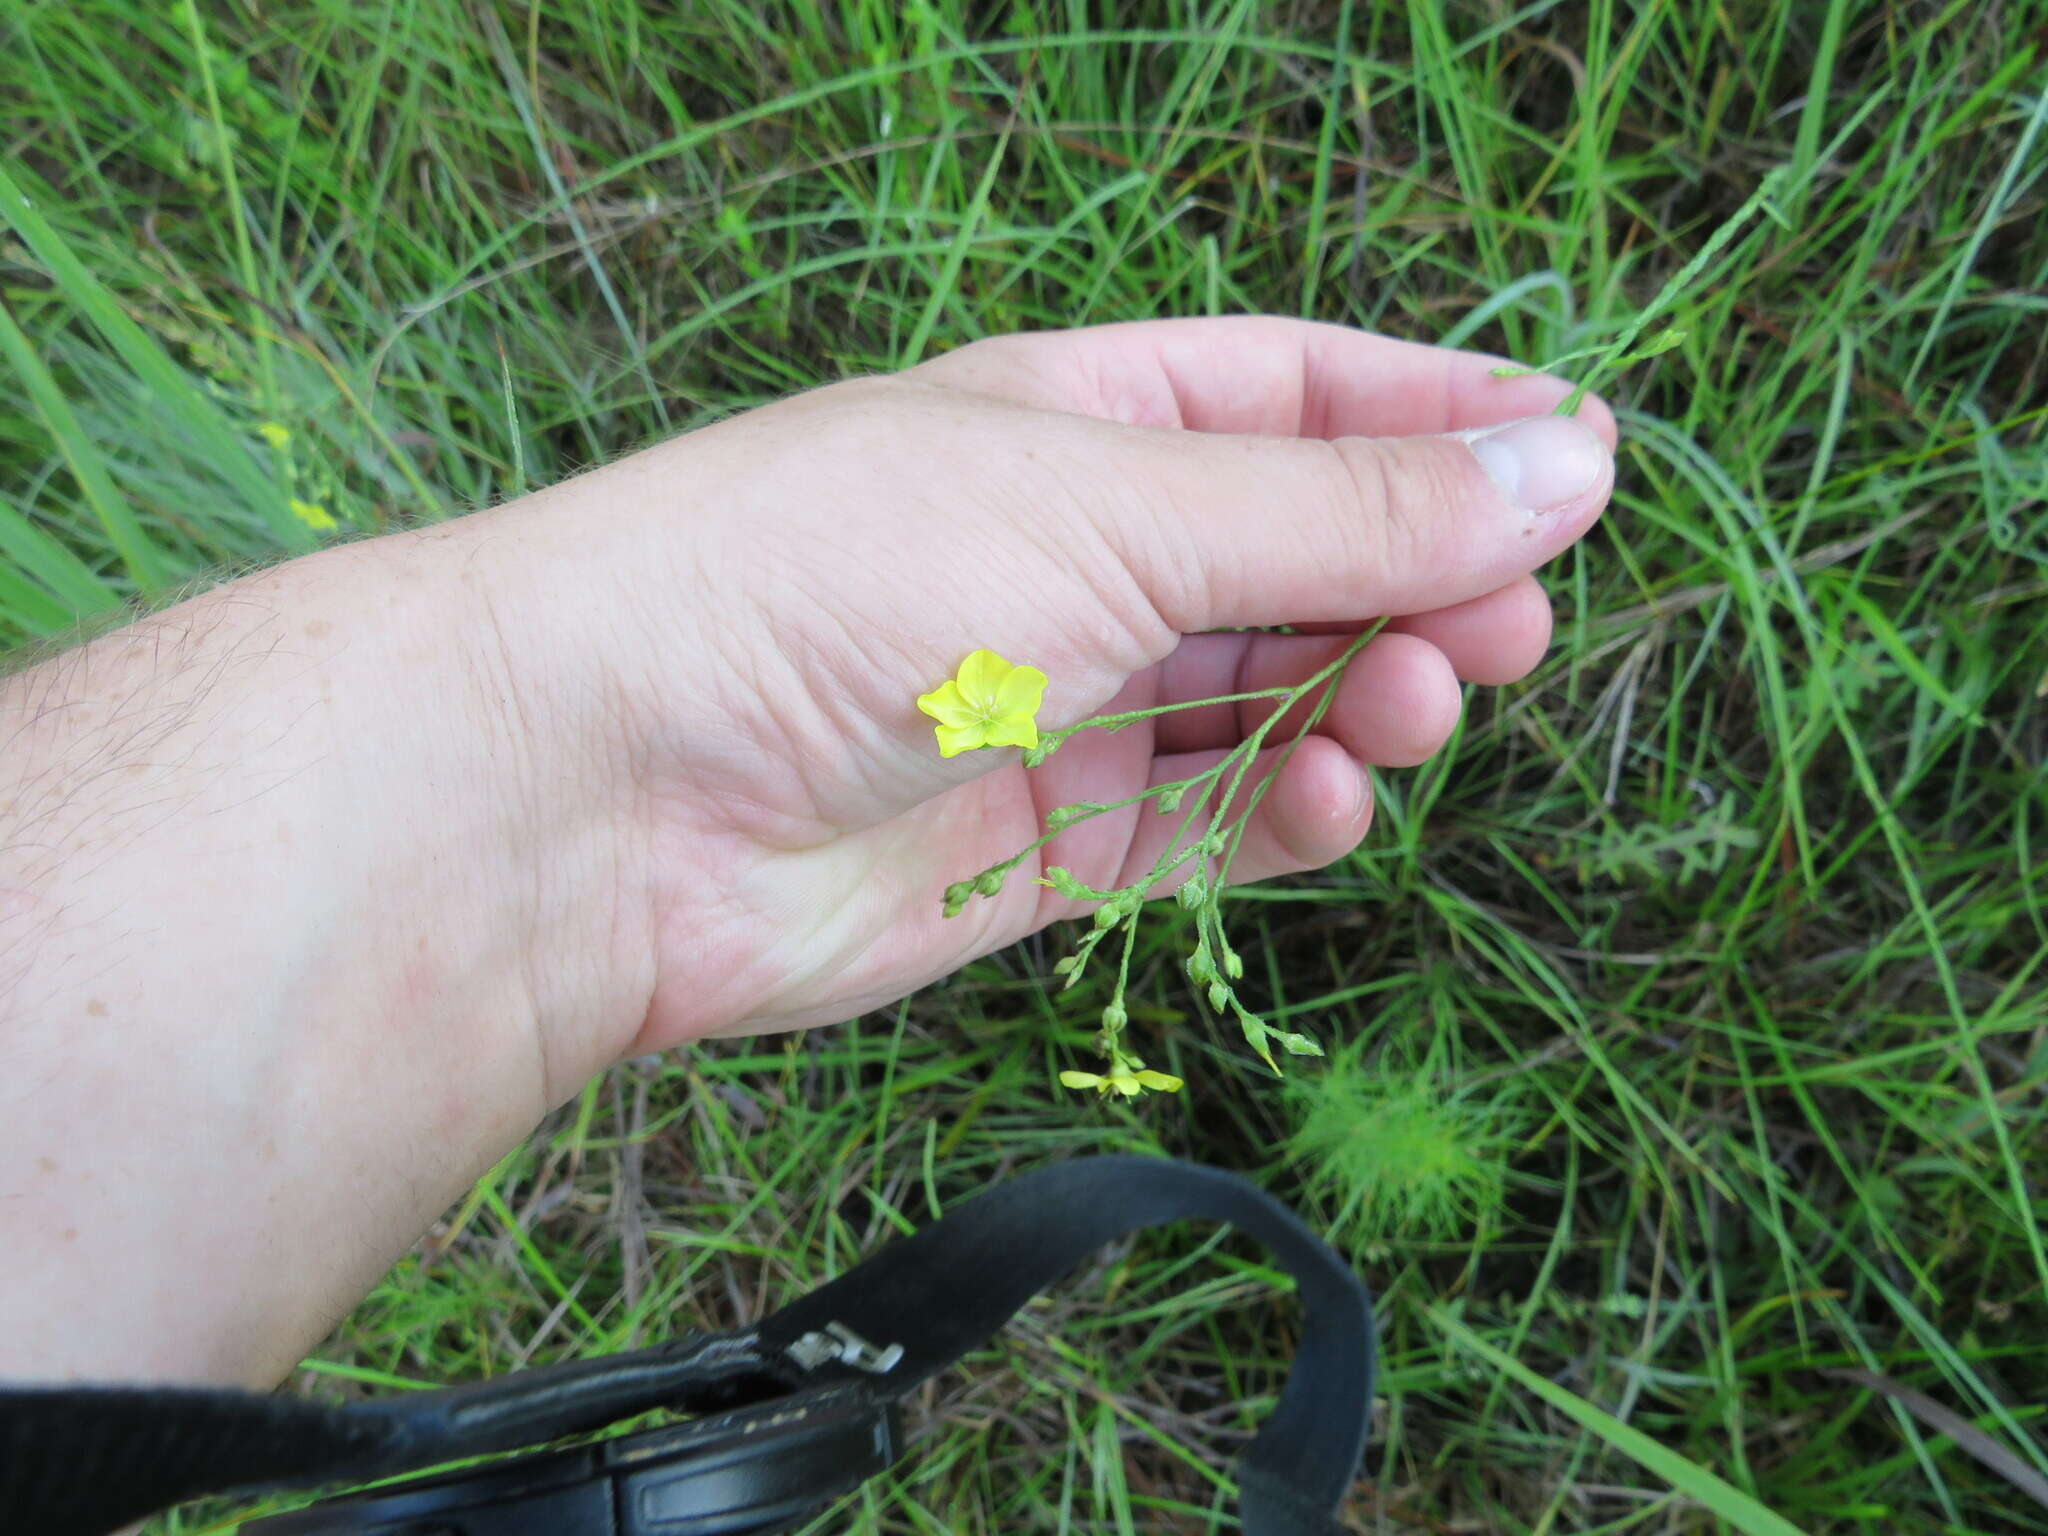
[4,1,2046,1530]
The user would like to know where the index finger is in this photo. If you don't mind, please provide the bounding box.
[917,315,1621,447]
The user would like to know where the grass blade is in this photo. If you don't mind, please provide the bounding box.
[1824,1368,2048,1515]
[0,490,119,622]
[1431,1306,1814,1536]
[0,159,305,552]
[0,298,165,589]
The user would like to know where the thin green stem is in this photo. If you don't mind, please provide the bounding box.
[1032,684,1299,756]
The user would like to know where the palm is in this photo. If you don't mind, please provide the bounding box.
[644,674,1168,1040]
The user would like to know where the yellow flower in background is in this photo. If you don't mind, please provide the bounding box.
[289,498,338,531]
[916,648,1047,758]
[257,421,292,449]
[1060,1060,1185,1097]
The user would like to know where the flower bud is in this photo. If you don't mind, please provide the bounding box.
[1039,865,1108,901]
[1100,1001,1128,1033]
[942,880,972,917]
[1046,801,1105,831]
[973,867,1006,897]
[1223,949,1244,981]
[1176,874,1207,910]
[1207,980,1229,1011]
[1155,784,1185,813]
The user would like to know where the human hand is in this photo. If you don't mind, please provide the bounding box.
[482,316,1616,1056]
[1,316,1612,1384]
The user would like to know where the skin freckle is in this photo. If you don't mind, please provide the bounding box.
[60,1227,77,1243]
[86,999,107,1017]
[38,1155,58,1173]
[304,620,332,639]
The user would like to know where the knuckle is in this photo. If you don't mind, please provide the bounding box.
[909,333,1067,408]
[1320,435,1461,574]
[1065,470,1194,657]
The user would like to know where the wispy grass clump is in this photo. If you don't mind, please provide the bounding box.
[1285,1055,1514,1245]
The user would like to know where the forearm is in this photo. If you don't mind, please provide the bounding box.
[0,523,652,1385]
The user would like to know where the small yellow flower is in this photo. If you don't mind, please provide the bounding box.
[916,648,1048,759]
[257,421,292,450]
[1060,1061,1184,1097]
[289,498,338,531]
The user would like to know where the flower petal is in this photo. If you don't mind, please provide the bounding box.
[995,664,1047,717]
[932,722,990,758]
[916,681,980,729]
[955,648,1011,709]
[1134,1070,1184,1093]
[1058,1070,1104,1091]
[980,715,1040,751]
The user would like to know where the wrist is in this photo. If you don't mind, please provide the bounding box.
[370,516,665,1094]
[0,524,658,1382]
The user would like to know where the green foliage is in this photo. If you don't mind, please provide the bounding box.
[950,633,1371,1081]
[4,1,2044,1531]
[1584,795,1762,889]
[1286,1051,1514,1245]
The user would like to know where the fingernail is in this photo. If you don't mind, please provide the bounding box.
[1461,416,1608,513]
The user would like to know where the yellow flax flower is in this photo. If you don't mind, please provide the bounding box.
[1060,1061,1184,1097]
[916,648,1048,759]
[289,498,338,531]
[257,421,292,449]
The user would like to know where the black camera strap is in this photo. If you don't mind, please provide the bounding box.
[3,1155,1375,1536]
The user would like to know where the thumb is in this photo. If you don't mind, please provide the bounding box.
[1085,411,1613,630]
